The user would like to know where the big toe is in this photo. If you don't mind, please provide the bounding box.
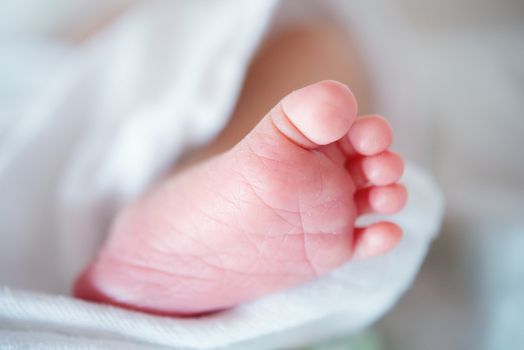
[268,80,358,148]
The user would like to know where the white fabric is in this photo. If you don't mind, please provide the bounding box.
[0,0,444,348]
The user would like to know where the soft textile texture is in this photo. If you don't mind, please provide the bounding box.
[0,0,443,348]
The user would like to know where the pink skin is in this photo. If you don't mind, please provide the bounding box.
[74,80,407,316]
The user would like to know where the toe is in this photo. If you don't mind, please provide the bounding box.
[353,221,403,260]
[355,183,407,215]
[346,115,393,156]
[271,80,358,147]
[347,151,404,187]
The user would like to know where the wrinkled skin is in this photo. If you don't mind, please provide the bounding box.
[75,81,407,315]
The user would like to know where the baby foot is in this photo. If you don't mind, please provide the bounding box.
[74,81,407,315]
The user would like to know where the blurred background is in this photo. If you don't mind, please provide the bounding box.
[376,1,524,350]
[1,0,523,349]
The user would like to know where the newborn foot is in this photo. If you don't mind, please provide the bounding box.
[74,81,407,315]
